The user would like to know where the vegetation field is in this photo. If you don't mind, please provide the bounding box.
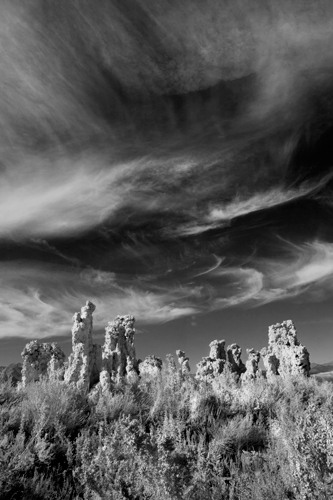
[1,362,333,500]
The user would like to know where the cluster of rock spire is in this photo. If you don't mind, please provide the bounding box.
[20,300,311,389]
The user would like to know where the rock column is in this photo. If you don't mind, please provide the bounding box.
[100,315,138,390]
[196,340,226,381]
[64,301,98,391]
[241,348,261,382]
[176,350,191,375]
[261,320,310,379]
[227,343,246,378]
[21,340,65,387]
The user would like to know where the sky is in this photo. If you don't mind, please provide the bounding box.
[2,0,333,368]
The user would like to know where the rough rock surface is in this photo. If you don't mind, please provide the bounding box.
[196,340,226,381]
[209,340,226,360]
[100,315,138,390]
[139,355,163,377]
[21,341,65,386]
[176,350,191,374]
[241,349,261,382]
[0,363,22,386]
[64,301,101,391]
[227,343,246,377]
[166,354,177,373]
[260,349,279,379]
[126,356,139,383]
[261,320,310,378]
[90,344,103,386]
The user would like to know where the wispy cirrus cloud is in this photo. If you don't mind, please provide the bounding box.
[211,267,264,308]
[2,240,333,340]
[2,1,333,246]
[0,262,199,339]
[2,0,333,356]
[0,155,133,239]
[255,240,333,304]
[173,175,333,238]
[207,179,331,224]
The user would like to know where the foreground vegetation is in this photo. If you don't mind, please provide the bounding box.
[0,360,333,500]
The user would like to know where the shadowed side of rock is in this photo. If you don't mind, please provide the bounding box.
[260,348,279,379]
[241,348,261,382]
[176,350,191,375]
[0,363,22,385]
[227,343,246,378]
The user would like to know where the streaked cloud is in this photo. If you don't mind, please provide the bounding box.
[2,239,333,340]
[212,267,264,308]
[208,180,330,224]
[257,240,333,303]
[0,156,133,239]
[2,0,333,351]
[0,262,199,339]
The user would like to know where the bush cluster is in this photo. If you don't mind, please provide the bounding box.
[0,362,332,499]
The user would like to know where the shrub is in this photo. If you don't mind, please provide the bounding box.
[1,367,333,499]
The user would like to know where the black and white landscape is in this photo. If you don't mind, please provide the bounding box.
[1,2,333,498]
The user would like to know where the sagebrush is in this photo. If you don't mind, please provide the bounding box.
[0,364,332,500]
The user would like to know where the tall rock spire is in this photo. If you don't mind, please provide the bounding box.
[64,301,102,391]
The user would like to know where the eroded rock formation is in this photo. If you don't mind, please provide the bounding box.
[209,340,226,360]
[166,353,177,374]
[0,363,22,386]
[261,320,310,378]
[138,355,163,377]
[196,340,226,381]
[99,315,138,390]
[260,349,279,379]
[241,348,261,382]
[126,356,139,383]
[176,350,191,374]
[227,343,246,378]
[21,340,65,386]
[64,301,102,391]
[18,301,313,393]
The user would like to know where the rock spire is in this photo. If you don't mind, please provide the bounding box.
[196,340,226,381]
[64,301,102,391]
[21,341,65,387]
[261,320,310,379]
[99,315,139,390]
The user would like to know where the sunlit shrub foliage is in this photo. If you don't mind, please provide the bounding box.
[0,363,333,499]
